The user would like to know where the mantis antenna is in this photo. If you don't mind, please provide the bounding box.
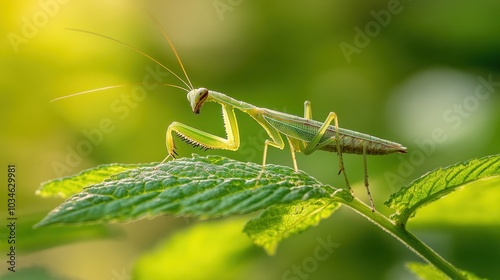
[149,16,194,90]
[52,25,195,102]
[66,28,192,91]
[51,83,189,102]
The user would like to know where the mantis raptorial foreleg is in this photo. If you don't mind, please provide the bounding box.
[165,103,240,158]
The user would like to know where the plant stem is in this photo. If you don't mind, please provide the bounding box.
[342,198,466,280]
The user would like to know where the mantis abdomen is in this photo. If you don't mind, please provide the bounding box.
[261,109,407,156]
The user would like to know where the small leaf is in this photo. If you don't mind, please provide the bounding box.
[385,154,500,226]
[35,155,339,227]
[406,262,451,280]
[133,218,257,280]
[36,163,155,198]
[406,262,484,280]
[243,197,341,255]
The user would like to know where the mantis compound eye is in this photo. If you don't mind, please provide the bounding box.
[187,88,209,114]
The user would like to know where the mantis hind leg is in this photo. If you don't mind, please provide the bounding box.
[362,142,375,212]
[304,101,374,210]
[302,101,351,193]
[304,100,312,119]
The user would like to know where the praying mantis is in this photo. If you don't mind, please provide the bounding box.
[54,23,407,211]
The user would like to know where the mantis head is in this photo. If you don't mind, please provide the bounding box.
[187,88,209,114]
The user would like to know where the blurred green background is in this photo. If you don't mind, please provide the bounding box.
[1,0,500,279]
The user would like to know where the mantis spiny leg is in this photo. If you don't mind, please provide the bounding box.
[165,104,240,158]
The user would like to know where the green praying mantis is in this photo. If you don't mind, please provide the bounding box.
[54,24,407,211]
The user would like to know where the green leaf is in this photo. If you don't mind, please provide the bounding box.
[36,163,155,198]
[133,218,257,280]
[406,262,451,280]
[243,198,340,255]
[407,177,500,227]
[406,262,485,280]
[385,154,500,226]
[35,155,341,227]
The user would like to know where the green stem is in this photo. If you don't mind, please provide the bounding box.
[342,198,466,280]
